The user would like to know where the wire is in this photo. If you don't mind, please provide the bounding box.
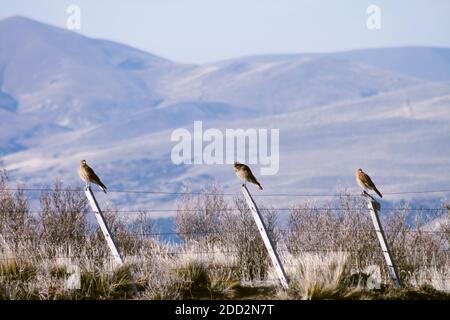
[137,229,450,237]
[3,187,450,197]
[97,207,448,213]
[0,252,448,262]
[7,207,448,215]
[1,227,448,241]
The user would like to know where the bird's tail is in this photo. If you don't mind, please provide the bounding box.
[374,187,382,198]
[99,183,108,194]
[249,176,262,190]
[249,175,263,190]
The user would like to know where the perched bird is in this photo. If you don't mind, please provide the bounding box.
[234,162,263,190]
[79,160,107,193]
[356,168,382,198]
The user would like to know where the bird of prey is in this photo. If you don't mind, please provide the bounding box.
[79,160,107,193]
[234,162,263,190]
[356,168,382,198]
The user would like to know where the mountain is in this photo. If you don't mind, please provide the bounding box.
[165,56,422,113]
[0,16,181,128]
[0,16,449,216]
[220,46,450,82]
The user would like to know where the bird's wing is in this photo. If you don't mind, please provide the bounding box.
[246,168,260,184]
[363,173,378,190]
[86,166,104,185]
[248,171,258,182]
[243,165,253,176]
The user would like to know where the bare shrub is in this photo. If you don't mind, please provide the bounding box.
[0,172,448,299]
[95,210,144,256]
[384,206,448,283]
[285,191,449,288]
[175,184,279,281]
[39,181,89,255]
[286,194,380,269]
[175,184,228,245]
[0,171,36,245]
[218,196,278,281]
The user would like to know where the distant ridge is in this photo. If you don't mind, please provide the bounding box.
[0,16,449,212]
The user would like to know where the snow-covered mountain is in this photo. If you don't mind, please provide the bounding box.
[1,16,449,215]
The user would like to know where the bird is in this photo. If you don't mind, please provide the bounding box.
[356,168,382,198]
[234,161,263,190]
[79,160,107,193]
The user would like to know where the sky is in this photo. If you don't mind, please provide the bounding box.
[0,0,449,64]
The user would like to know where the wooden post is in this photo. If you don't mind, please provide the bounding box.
[84,186,138,295]
[241,185,289,289]
[364,194,402,288]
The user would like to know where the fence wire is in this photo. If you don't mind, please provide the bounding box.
[1,185,449,292]
[4,187,450,197]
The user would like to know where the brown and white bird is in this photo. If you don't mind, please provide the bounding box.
[234,162,263,190]
[356,168,382,198]
[79,160,107,193]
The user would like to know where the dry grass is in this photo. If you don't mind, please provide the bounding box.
[282,251,350,300]
[0,173,448,299]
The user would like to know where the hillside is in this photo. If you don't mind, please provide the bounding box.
[0,16,449,213]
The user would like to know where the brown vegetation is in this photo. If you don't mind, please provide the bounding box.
[0,172,448,299]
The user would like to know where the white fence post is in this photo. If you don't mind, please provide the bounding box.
[84,186,138,295]
[365,197,402,288]
[241,185,289,289]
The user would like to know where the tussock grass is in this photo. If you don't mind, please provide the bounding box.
[0,173,448,299]
[281,251,350,299]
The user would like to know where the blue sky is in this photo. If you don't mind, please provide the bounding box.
[1,0,449,64]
